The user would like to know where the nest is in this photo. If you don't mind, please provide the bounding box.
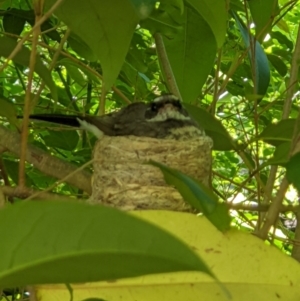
[89,134,213,211]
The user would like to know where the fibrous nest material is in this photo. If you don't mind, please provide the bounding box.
[89,134,213,211]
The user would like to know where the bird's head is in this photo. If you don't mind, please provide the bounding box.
[145,95,191,122]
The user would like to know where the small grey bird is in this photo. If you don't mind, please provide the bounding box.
[27,95,203,140]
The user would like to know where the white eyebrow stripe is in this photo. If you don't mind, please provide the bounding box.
[153,95,180,103]
[146,111,191,122]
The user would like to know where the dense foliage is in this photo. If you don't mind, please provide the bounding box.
[0,0,300,290]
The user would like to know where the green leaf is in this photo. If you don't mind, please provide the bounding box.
[0,201,214,286]
[67,33,97,62]
[272,31,293,50]
[248,0,279,41]
[0,36,57,102]
[2,10,26,35]
[149,161,231,231]
[259,119,297,146]
[62,62,87,87]
[3,159,33,187]
[159,0,184,14]
[267,54,288,77]
[266,142,290,166]
[140,5,182,37]
[45,0,144,89]
[184,103,235,150]
[286,152,300,192]
[121,62,148,96]
[57,58,99,83]
[0,96,19,126]
[163,5,217,103]
[186,0,227,48]
[233,12,270,97]
[43,130,79,151]
[130,0,156,19]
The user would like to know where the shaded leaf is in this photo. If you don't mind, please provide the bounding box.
[57,58,99,83]
[0,96,19,127]
[163,5,217,103]
[267,54,288,77]
[272,31,293,50]
[149,161,231,231]
[184,103,235,150]
[140,5,182,37]
[266,142,290,166]
[126,45,147,73]
[43,130,79,151]
[130,0,156,19]
[2,11,26,35]
[63,63,87,87]
[186,0,227,47]
[67,33,97,62]
[248,0,279,41]
[3,159,33,186]
[0,201,213,286]
[286,152,300,192]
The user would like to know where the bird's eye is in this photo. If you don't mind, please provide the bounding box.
[151,103,158,111]
[174,100,182,108]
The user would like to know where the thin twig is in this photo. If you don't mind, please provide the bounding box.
[19,3,41,187]
[0,0,64,73]
[154,32,182,99]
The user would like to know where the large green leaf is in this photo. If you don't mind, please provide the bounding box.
[0,201,214,287]
[150,161,231,232]
[186,0,227,47]
[184,103,235,150]
[45,0,154,89]
[0,37,57,101]
[163,5,217,103]
[248,0,279,41]
[233,12,270,97]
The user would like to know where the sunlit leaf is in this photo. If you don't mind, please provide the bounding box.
[0,201,213,287]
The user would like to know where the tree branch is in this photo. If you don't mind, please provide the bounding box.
[0,125,92,194]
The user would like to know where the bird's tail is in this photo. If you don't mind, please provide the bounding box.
[21,114,81,127]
